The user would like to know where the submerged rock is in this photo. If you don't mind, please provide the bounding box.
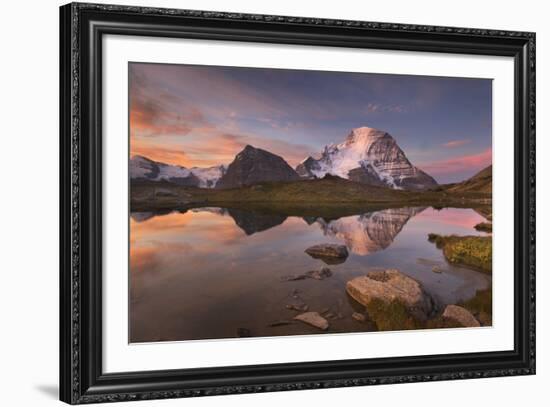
[305,244,349,261]
[305,267,333,280]
[346,269,434,320]
[293,312,329,330]
[432,266,443,273]
[281,266,333,282]
[352,312,367,322]
[268,320,294,327]
[281,274,308,282]
[442,305,480,327]
[286,303,309,312]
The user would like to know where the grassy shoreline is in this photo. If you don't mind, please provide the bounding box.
[130,178,492,214]
[428,233,492,273]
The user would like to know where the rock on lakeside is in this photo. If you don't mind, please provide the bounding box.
[293,312,329,330]
[442,305,480,327]
[352,312,367,322]
[305,244,349,259]
[346,269,434,320]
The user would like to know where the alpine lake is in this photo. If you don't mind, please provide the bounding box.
[129,205,492,342]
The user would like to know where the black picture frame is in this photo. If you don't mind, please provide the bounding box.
[59,2,536,404]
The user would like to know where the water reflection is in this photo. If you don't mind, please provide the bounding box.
[315,207,425,255]
[129,206,491,342]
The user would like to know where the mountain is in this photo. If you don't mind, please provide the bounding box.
[189,165,227,188]
[444,165,492,194]
[130,155,226,188]
[215,145,300,189]
[295,126,437,190]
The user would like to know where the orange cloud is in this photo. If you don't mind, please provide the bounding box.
[130,109,192,137]
[129,66,212,139]
[442,139,471,148]
[131,128,313,168]
[418,148,492,175]
[131,141,192,167]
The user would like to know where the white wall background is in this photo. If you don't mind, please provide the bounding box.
[0,0,546,406]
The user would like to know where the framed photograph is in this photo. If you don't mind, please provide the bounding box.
[59,2,536,404]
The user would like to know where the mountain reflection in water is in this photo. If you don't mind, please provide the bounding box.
[129,206,491,343]
[316,207,425,255]
[130,206,425,254]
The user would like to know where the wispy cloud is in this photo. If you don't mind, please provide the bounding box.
[129,62,492,179]
[131,128,312,168]
[442,139,471,148]
[131,141,191,166]
[175,132,311,168]
[366,102,408,114]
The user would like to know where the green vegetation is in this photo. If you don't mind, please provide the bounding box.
[474,222,493,232]
[428,234,492,273]
[365,298,421,331]
[130,177,492,213]
[443,165,492,194]
[459,288,492,326]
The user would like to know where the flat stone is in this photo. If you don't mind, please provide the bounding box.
[346,269,433,320]
[286,303,309,312]
[442,305,480,327]
[293,312,329,330]
[352,312,366,322]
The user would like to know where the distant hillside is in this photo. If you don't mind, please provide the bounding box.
[444,165,492,194]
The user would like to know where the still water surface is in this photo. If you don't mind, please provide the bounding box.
[130,207,491,342]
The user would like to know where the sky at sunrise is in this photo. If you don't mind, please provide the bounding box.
[129,62,492,184]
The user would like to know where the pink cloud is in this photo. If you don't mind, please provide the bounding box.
[174,132,312,168]
[442,139,471,148]
[418,148,492,176]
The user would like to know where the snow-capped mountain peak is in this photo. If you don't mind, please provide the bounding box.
[130,155,226,188]
[341,126,388,150]
[190,165,227,188]
[295,126,437,190]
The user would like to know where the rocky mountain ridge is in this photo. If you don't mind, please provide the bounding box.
[131,126,439,190]
[215,145,300,189]
[130,155,226,188]
[296,126,437,190]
